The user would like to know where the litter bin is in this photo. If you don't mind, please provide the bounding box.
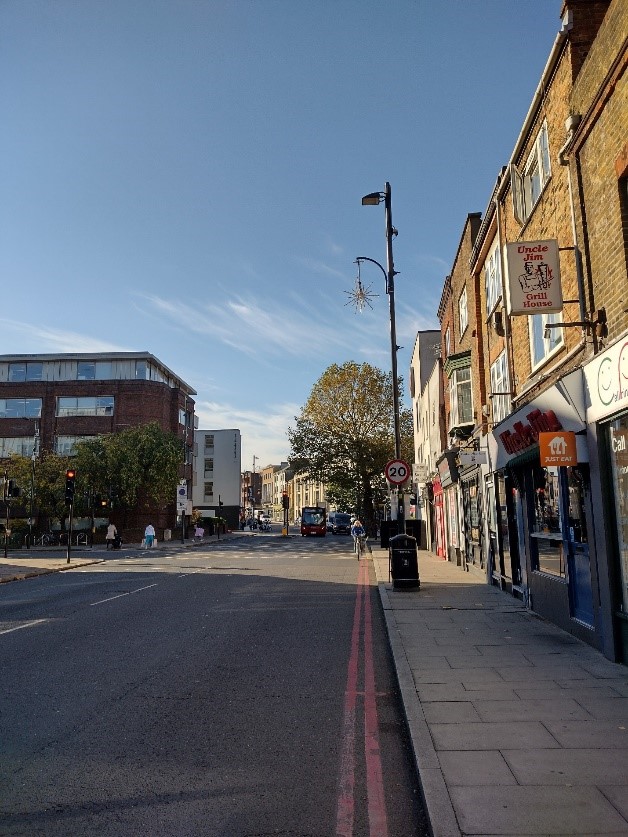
[389,533,420,589]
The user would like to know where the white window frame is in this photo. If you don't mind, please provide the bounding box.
[511,120,551,225]
[458,286,468,335]
[449,367,473,428]
[56,396,114,417]
[445,327,450,356]
[485,240,502,314]
[529,313,563,370]
[490,351,510,424]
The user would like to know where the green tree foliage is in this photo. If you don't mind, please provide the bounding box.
[2,423,183,529]
[74,422,183,511]
[5,452,74,526]
[288,362,413,522]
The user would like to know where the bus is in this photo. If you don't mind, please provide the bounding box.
[300,506,326,537]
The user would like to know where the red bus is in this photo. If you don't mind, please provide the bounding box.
[300,506,326,537]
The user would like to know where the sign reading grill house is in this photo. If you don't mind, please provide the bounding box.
[505,238,563,316]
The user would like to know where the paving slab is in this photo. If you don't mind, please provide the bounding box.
[373,545,628,836]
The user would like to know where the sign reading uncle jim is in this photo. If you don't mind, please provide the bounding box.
[505,239,562,316]
[584,337,628,423]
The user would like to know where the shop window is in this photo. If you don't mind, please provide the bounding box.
[530,465,565,577]
[608,417,628,614]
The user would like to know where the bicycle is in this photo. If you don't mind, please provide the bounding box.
[354,534,367,560]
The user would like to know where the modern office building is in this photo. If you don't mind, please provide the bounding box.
[0,351,196,533]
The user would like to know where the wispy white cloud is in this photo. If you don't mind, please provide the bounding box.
[195,398,299,468]
[138,291,352,361]
[0,319,131,354]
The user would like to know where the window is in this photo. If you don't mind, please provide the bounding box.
[204,458,214,477]
[485,241,502,313]
[56,396,114,417]
[179,408,187,426]
[204,481,214,500]
[135,360,148,380]
[77,361,112,380]
[0,398,42,419]
[511,120,551,225]
[445,327,450,357]
[9,362,43,382]
[529,313,563,368]
[449,367,473,427]
[490,352,510,424]
[458,287,468,335]
[0,437,33,456]
[530,464,565,577]
[55,435,98,456]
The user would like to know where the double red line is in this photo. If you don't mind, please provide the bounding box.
[336,558,389,837]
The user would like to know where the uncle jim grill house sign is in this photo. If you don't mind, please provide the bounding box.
[505,238,563,315]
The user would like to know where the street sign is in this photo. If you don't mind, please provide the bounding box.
[384,459,411,485]
[413,464,429,482]
[176,481,188,511]
[458,451,488,468]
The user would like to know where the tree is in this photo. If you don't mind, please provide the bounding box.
[74,422,183,511]
[288,362,413,524]
[6,452,73,528]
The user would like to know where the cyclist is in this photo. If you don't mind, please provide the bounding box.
[351,518,366,559]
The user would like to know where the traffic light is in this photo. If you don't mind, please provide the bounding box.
[281,492,289,510]
[7,480,20,498]
[65,469,76,505]
[409,494,417,506]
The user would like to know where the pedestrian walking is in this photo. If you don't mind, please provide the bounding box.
[106,522,117,550]
[144,523,155,548]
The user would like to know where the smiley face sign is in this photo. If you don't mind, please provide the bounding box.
[587,339,628,420]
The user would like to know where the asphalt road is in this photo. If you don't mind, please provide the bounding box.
[0,533,428,836]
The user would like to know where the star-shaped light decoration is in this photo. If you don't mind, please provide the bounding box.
[344,262,379,312]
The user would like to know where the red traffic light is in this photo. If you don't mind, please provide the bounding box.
[66,469,76,479]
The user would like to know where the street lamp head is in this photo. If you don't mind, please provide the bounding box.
[361,191,383,206]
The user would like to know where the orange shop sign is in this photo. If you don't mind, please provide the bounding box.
[539,431,577,466]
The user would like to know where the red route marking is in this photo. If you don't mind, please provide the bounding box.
[335,559,389,837]
[335,559,363,836]
[362,559,389,837]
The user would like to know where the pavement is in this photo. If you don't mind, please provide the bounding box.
[2,534,627,834]
[371,544,628,836]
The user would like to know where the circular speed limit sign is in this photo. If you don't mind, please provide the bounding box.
[384,459,411,485]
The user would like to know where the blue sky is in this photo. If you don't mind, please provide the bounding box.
[0,0,559,469]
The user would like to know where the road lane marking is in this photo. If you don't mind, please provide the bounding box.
[90,583,158,606]
[0,618,48,635]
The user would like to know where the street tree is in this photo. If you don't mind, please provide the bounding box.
[288,361,413,524]
[74,422,183,512]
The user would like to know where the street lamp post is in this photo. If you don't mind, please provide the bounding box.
[359,181,404,533]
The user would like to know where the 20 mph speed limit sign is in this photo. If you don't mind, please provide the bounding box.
[384,459,411,485]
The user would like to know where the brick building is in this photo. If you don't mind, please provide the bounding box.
[0,352,195,536]
[413,0,628,662]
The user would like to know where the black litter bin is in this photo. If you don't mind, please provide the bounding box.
[389,533,420,589]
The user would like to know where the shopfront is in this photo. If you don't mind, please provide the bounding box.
[430,476,446,558]
[584,337,628,663]
[459,464,483,572]
[437,450,461,565]
[489,369,599,646]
